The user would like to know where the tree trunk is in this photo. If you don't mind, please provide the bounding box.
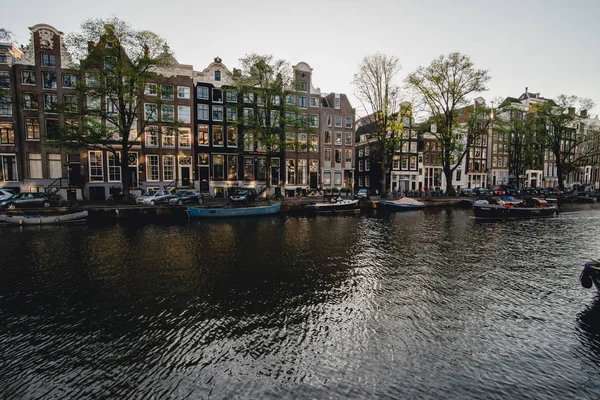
[121,141,130,197]
[556,157,564,190]
[443,163,454,195]
[381,164,388,197]
[265,154,272,200]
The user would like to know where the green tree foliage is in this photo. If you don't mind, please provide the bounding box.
[60,17,175,196]
[353,53,407,195]
[407,52,491,194]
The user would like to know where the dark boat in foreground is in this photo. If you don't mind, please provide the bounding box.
[304,195,359,214]
[472,198,558,220]
[187,202,281,218]
[581,259,600,289]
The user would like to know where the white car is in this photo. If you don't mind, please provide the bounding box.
[0,189,15,201]
[136,189,173,205]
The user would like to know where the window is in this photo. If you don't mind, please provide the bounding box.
[310,97,319,107]
[334,131,342,145]
[327,115,332,127]
[0,154,17,181]
[197,104,209,120]
[89,151,104,181]
[160,85,174,100]
[345,116,352,128]
[161,104,174,122]
[107,152,121,182]
[198,125,209,145]
[145,126,159,147]
[64,95,78,112]
[48,154,62,179]
[23,93,38,110]
[177,105,190,123]
[365,146,370,156]
[227,155,237,180]
[65,119,78,137]
[298,133,307,152]
[212,89,222,103]
[144,103,157,121]
[286,95,295,105]
[335,115,342,127]
[215,70,221,81]
[44,94,58,112]
[197,86,209,100]
[309,134,318,152]
[359,176,364,187]
[286,132,296,150]
[244,131,254,151]
[226,107,237,122]
[324,130,332,145]
[163,155,175,181]
[323,171,331,185]
[146,155,159,181]
[324,148,331,161]
[345,149,352,163]
[365,176,370,187]
[177,86,190,99]
[212,105,223,121]
[334,171,342,185]
[297,81,308,91]
[335,149,342,163]
[227,126,237,147]
[243,108,254,124]
[226,90,237,102]
[244,157,254,181]
[365,159,370,171]
[359,148,364,157]
[298,159,307,185]
[0,55,7,64]
[46,119,60,140]
[0,71,9,88]
[243,92,254,103]
[0,97,10,115]
[345,132,352,146]
[286,160,295,184]
[298,114,308,128]
[298,96,307,108]
[145,83,157,96]
[43,73,56,89]
[28,153,42,179]
[26,118,40,140]
[63,74,76,88]
[179,128,191,148]
[334,95,340,109]
[22,71,36,85]
[258,158,268,180]
[213,125,224,146]
[409,156,416,170]
[198,153,209,166]
[213,154,224,180]
[393,155,400,169]
[162,127,175,148]
[309,114,319,128]
[41,53,55,67]
[359,160,363,172]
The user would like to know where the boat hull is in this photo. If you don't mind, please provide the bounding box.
[378,201,425,211]
[0,211,88,225]
[472,204,557,220]
[187,202,281,218]
[304,199,360,214]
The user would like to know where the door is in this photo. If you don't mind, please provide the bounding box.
[181,167,191,187]
[89,187,106,201]
[69,163,82,186]
[310,171,317,189]
[199,167,209,192]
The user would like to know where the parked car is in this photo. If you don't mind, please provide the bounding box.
[491,187,505,196]
[460,188,474,197]
[354,188,370,200]
[0,192,50,209]
[0,189,15,202]
[168,190,203,205]
[548,188,564,196]
[229,188,258,203]
[473,187,491,196]
[521,187,539,196]
[136,189,173,205]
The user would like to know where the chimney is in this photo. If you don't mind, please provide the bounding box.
[525,87,528,95]
[581,109,588,118]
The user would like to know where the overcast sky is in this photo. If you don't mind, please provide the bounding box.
[2,0,599,116]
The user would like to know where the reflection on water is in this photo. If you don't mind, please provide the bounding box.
[1,209,600,399]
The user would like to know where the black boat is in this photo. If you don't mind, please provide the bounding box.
[472,198,558,220]
[304,194,360,214]
[581,260,600,289]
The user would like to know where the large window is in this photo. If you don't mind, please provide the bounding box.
[162,127,175,148]
[213,89,222,103]
[334,171,342,185]
[0,71,8,88]
[298,96,307,108]
[324,148,331,162]
[48,154,62,179]
[146,155,159,181]
[197,86,209,100]
[177,106,190,123]
[160,85,174,100]
[286,160,295,184]
[198,125,209,145]
[161,104,174,122]
[310,97,319,107]
[41,53,55,67]
[213,154,224,180]
[226,90,237,103]
[213,125,224,146]
[28,153,42,179]
[197,104,209,120]
[144,103,157,121]
[334,131,342,146]
[244,158,254,181]
[163,155,175,181]
[309,134,318,152]
[26,118,40,140]
[107,152,121,182]
[89,151,103,182]
[244,132,254,151]
[45,119,60,140]
[335,115,342,128]
[0,155,17,181]
[324,131,332,145]
[286,133,296,151]
[227,155,237,180]
[23,93,38,110]
[42,72,57,89]
[0,96,10,116]
[145,83,157,96]
[179,127,191,148]
[226,107,237,122]
[309,114,319,128]
[177,86,190,99]
[22,71,36,85]
[145,126,159,147]
[335,149,342,164]
[44,94,58,112]
[64,95,78,112]
[63,74,76,88]
[227,126,237,147]
[298,133,307,152]
[323,171,331,185]
[298,159,307,185]
[345,149,352,163]
[212,105,223,121]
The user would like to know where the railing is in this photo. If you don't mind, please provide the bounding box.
[165,180,177,193]
[45,178,64,194]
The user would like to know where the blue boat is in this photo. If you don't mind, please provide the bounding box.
[187,202,281,218]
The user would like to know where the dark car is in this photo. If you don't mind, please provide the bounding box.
[169,190,203,205]
[548,188,564,196]
[354,188,370,200]
[0,192,50,209]
[229,188,258,203]
[521,187,539,196]
[460,188,474,197]
[473,187,491,196]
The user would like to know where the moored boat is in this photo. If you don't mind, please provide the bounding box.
[0,210,88,225]
[581,259,600,289]
[378,197,425,211]
[303,195,359,214]
[187,202,281,218]
[472,198,558,220]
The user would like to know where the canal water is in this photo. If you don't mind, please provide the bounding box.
[1,208,600,399]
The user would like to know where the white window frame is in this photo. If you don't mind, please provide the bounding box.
[197,104,209,121]
[28,153,42,179]
[177,86,190,99]
[212,105,223,121]
[163,155,175,182]
[177,105,191,123]
[146,155,159,181]
[107,151,121,182]
[89,150,104,182]
[145,126,159,147]
[145,83,157,96]
[197,86,209,100]
[178,127,191,149]
[198,125,209,146]
[144,103,157,121]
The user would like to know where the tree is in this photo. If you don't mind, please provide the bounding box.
[530,95,595,190]
[406,52,491,194]
[0,28,12,41]
[231,54,302,198]
[353,53,407,195]
[61,17,175,196]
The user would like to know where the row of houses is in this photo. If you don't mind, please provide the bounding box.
[0,23,355,200]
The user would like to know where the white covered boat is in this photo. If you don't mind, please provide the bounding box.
[0,211,88,225]
[378,197,426,211]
